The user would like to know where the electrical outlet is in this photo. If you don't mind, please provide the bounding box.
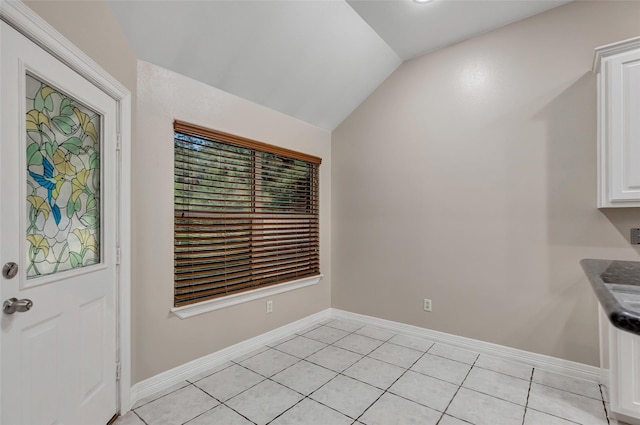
[423,299,432,312]
[266,300,273,313]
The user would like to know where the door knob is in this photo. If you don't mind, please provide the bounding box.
[3,298,33,314]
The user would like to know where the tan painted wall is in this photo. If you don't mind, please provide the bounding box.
[332,0,640,366]
[134,61,331,382]
[23,1,332,383]
[24,1,137,93]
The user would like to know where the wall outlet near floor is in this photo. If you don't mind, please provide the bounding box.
[266,300,273,313]
[631,228,640,245]
[423,299,432,312]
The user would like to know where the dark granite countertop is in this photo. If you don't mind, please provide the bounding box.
[581,259,640,335]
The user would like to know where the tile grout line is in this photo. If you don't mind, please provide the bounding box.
[434,354,479,425]
[183,383,221,412]
[280,322,437,375]
[268,372,353,423]
[264,323,367,394]
[352,342,435,424]
[220,401,258,425]
[132,410,149,425]
[525,407,583,425]
[600,384,611,425]
[194,383,258,425]
[284,323,404,423]
[530,381,606,402]
[145,382,253,425]
[525,375,595,425]
[304,321,366,347]
[520,367,535,425]
[178,400,224,425]
[269,339,330,361]
[530,370,612,423]
[447,365,539,412]
[324,321,366,334]
[226,353,316,424]
[249,355,334,425]
[263,394,305,425]
[192,362,271,414]
[183,384,241,424]
[260,322,378,425]
[268,338,370,401]
[260,323,375,425]
[264,388,354,424]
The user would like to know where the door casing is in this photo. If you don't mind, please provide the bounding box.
[0,0,132,413]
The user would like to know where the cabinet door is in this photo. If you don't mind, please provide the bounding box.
[600,49,640,207]
[610,325,640,418]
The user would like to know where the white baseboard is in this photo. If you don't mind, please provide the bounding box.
[330,308,603,384]
[129,308,332,408]
[129,307,605,411]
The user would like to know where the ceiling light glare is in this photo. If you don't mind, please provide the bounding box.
[414,0,433,3]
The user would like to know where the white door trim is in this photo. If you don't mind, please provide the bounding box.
[0,0,133,413]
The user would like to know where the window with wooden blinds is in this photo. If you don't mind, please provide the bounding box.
[173,121,321,308]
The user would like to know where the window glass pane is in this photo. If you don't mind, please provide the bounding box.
[25,74,101,278]
[260,153,312,213]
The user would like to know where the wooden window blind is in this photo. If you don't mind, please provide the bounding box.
[173,121,321,307]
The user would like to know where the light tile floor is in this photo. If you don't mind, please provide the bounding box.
[116,319,620,425]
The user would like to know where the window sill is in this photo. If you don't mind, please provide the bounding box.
[170,274,323,319]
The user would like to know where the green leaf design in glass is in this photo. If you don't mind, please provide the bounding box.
[59,97,73,116]
[51,116,77,135]
[25,73,101,278]
[61,137,83,154]
[26,143,43,166]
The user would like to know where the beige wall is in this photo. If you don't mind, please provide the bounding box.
[332,0,640,366]
[135,61,331,382]
[24,1,137,94]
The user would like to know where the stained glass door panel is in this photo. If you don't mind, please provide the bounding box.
[25,74,101,278]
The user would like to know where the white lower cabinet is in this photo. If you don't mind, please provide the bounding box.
[605,318,640,424]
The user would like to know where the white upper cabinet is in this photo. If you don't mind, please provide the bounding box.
[594,37,640,208]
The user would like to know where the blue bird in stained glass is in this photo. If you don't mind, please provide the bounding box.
[29,157,62,225]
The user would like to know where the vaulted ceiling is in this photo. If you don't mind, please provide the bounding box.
[109,0,570,131]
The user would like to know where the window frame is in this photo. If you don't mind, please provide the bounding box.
[171,121,322,318]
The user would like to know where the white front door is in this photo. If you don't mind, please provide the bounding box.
[1,21,118,425]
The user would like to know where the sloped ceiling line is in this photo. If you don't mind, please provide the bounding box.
[109,0,569,131]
